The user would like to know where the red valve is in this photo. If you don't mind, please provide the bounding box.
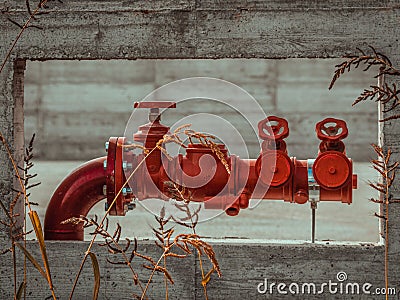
[316,118,348,142]
[313,118,354,204]
[315,118,348,153]
[133,101,176,146]
[256,116,292,192]
[258,116,289,141]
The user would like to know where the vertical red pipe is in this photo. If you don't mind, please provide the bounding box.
[44,157,107,240]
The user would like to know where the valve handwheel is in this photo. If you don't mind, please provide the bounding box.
[134,101,176,121]
[316,118,348,142]
[258,116,289,141]
[133,101,176,109]
[133,101,176,145]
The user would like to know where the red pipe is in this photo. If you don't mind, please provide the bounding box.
[226,199,240,216]
[44,157,106,240]
[44,111,357,241]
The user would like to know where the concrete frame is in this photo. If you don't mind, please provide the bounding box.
[0,1,399,298]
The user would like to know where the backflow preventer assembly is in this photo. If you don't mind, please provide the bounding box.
[44,101,357,241]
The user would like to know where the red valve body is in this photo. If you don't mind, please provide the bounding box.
[109,115,356,215]
[108,139,355,217]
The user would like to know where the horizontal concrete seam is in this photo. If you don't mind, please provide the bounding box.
[4,8,194,13]
[3,6,398,15]
[195,7,398,12]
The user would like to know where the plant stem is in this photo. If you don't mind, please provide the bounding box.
[377,68,389,300]
[162,221,169,300]
[141,249,170,300]
[69,148,157,300]
[384,163,389,300]
[1,131,57,298]
[0,1,49,74]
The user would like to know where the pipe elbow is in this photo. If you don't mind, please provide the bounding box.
[44,157,107,240]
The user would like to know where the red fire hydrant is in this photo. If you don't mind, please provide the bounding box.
[44,102,357,241]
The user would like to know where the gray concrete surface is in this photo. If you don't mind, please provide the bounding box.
[27,161,379,242]
[1,1,399,299]
[24,59,377,161]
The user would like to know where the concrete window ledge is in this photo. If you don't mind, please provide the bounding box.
[0,240,386,299]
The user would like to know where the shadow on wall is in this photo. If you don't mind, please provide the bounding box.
[24,59,377,161]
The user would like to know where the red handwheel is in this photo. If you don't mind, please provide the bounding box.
[258,116,289,141]
[316,118,348,142]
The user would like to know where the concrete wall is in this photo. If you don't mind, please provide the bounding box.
[1,1,400,299]
[24,59,377,161]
